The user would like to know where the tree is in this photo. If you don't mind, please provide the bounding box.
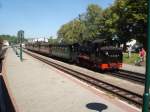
[125,0,147,49]
[0,35,18,44]
[57,4,104,43]
[99,7,119,39]
[83,4,103,40]
[57,19,86,44]
[113,0,147,50]
[48,36,59,44]
[57,1,147,48]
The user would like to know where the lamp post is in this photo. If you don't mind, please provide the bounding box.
[142,1,150,112]
[17,30,24,61]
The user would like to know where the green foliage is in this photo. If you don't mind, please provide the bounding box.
[123,53,139,64]
[100,7,118,39]
[48,36,60,44]
[57,4,104,43]
[113,0,147,48]
[83,4,103,40]
[58,19,86,44]
[57,1,147,46]
[0,35,18,44]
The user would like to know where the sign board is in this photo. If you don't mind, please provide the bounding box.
[17,30,24,43]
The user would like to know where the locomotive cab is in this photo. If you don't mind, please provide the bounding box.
[76,39,123,70]
[93,39,123,70]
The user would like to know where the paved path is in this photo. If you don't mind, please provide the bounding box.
[122,63,145,74]
[2,48,140,112]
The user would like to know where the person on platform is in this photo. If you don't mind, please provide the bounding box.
[135,47,146,66]
[139,48,146,62]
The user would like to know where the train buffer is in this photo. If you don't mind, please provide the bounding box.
[1,48,140,112]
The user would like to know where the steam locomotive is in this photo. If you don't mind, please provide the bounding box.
[25,39,123,70]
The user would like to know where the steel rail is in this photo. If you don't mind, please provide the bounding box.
[108,70,145,84]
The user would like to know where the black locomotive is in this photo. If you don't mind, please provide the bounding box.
[26,39,123,70]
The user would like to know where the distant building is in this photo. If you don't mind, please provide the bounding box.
[28,38,48,43]
[17,30,24,42]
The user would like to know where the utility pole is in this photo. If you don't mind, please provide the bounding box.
[142,0,150,112]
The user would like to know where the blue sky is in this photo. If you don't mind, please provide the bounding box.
[0,0,114,38]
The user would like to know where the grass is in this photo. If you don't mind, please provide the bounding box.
[123,52,139,65]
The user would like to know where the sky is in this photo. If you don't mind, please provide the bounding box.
[0,0,115,38]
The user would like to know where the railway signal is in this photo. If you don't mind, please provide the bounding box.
[142,0,150,112]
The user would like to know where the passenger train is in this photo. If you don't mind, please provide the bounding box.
[25,39,123,70]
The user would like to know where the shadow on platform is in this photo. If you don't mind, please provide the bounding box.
[86,102,107,112]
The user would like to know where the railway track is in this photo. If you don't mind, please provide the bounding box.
[108,70,145,84]
[24,50,143,107]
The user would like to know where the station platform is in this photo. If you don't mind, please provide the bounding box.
[121,63,145,74]
[2,48,140,112]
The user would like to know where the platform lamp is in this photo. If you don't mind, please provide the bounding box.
[17,30,24,61]
[142,1,150,112]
